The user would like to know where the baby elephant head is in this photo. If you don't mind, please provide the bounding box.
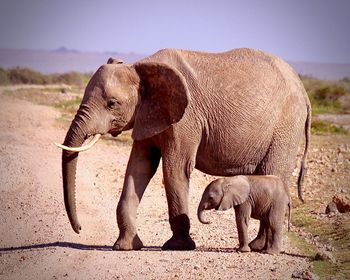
[197,176,251,224]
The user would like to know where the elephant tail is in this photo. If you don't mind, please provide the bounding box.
[287,200,291,232]
[297,102,311,202]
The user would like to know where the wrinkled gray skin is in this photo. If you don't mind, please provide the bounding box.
[61,48,311,251]
[197,175,291,254]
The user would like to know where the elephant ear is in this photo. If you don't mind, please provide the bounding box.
[218,177,251,210]
[107,57,123,64]
[132,62,190,140]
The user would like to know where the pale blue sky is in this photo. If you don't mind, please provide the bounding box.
[0,0,349,63]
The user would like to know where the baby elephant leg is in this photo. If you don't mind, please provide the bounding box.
[235,205,251,252]
[249,220,267,251]
[264,226,282,254]
[264,209,284,254]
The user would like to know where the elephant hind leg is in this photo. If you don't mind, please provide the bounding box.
[256,109,305,187]
[262,207,284,254]
[249,220,267,252]
[263,225,282,254]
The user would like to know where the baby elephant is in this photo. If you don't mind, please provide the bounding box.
[197,175,290,254]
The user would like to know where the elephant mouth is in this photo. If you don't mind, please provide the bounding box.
[110,130,121,137]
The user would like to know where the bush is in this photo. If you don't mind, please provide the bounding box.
[0,68,10,85]
[7,67,50,84]
[54,72,86,86]
[311,120,348,135]
[313,85,346,103]
[0,67,92,86]
[301,76,350,115]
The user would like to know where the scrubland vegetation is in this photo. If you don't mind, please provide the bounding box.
[301,75,350,135]
[0,67,91,86]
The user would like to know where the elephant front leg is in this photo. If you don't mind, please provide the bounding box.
[161,158,196,251]
[235,206,251,252]
[113,142,160,251]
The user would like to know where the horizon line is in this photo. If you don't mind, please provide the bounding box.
[1,47,350,65]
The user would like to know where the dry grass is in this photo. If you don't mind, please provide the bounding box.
[290,134,350,279]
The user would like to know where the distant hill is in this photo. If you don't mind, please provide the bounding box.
[0,48,349,80]
[289,61,350,80]
[0,48,146,74]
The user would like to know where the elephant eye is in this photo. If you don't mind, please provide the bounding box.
[107,98,120,109]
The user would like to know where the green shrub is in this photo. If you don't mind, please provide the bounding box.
[311,85,346,114]
[0,67,10,85]
[54,72,86,86]
[311,120,348,135]
[7,67,50,84]
[315,85,346,101]
[301,76,350,115]
[54,97,82,113]
[0,67,92,86]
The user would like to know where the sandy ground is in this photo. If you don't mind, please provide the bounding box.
[0,87,312,280]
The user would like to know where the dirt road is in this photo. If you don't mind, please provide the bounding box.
[0,88,311,279]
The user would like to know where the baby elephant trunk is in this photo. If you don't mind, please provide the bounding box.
[197,204,211,224]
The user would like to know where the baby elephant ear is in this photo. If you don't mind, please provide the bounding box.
[132,62,190,140]
[218,177,251,210]
[107,57,124,64]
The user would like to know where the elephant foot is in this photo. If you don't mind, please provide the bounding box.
[161,236,196,251]
[162,214,195,250]
[112,234,143,251]
[249,237,266,252]
[237,245,251,253]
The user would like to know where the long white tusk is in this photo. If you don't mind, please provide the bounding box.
[54,134,101,152]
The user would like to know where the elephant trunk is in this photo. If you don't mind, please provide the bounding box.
[197,203,211,224]
[61,115,89,233]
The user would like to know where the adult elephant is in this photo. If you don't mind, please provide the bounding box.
[56,48,311,251]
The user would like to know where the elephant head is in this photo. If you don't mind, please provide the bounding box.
[56,58,190,233]
[197,177,251,224]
